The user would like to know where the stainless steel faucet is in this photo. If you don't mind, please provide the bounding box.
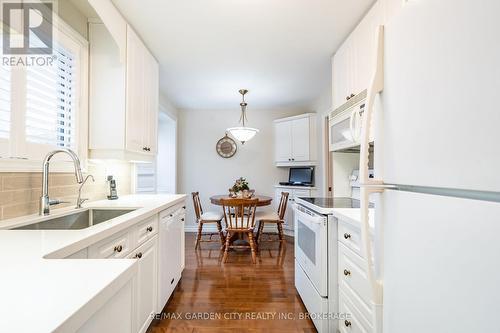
[39,148,84,215]
[77,175,95,208]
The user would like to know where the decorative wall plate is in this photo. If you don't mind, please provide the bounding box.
[216,134,237,158]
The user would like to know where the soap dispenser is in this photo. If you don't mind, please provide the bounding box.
[107,175,118,200]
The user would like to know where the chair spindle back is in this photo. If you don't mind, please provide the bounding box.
[192,192,203,221]
[277,192,289,220]
[220,198,258,230]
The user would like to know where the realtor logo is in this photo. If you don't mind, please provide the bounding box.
[2,2,53,55]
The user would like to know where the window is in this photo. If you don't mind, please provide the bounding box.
[26,45,76,148]
[0,15,88,170]
[0,66,11,140]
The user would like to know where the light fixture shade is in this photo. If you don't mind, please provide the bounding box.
[227,126,259,143]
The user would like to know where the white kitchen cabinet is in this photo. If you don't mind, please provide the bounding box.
[144,50,159,155]
[158,206,184,312]
[337,217,374,332]
[332,40,354,110]
[382,0,405,24]
[332,1,383,110]
[274,186,316,231]
[125,26,146,154]
[128,235,158,333]
[274,120,292,162]
[88,229,134,259]
[77,280,134,333]
[352,1,383,96]
[88,13,159,161]
[65,248,88,259]
[125,26,159,155]
[274,113,317,166]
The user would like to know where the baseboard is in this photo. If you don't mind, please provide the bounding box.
[184,225,294,237]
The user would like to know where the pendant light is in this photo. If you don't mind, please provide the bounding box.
[226,89,259,144]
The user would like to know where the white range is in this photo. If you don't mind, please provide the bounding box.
[294,171,375,333]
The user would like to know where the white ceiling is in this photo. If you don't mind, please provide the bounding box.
[111,0,375,110]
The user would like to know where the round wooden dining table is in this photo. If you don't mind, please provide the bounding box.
[209,194,273,249]
[209,194,273,207]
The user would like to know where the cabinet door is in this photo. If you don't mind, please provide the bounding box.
[129,235,158,333]
[126,26,146,154]
[352,1,383,95]
[291,117,310,161]
[332,41,353,109]
[143,50,159,155]
[179,212,185,270]
[159,214,183,310]
[383,0,404,24]
[274,120,292,162]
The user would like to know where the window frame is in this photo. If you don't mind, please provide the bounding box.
[0,13,89,172]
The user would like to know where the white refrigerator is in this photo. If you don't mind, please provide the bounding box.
[359,0,500,332]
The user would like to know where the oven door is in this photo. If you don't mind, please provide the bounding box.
[294,204,328,296]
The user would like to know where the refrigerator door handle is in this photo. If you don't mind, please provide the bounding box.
[359,25,385,333]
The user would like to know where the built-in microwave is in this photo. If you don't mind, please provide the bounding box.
[328,90,366,152]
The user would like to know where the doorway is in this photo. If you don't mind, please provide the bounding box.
[156,111,177,193]
[134,110,177,194]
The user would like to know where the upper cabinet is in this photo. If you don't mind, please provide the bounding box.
[332,1,384,110]
[125,27,159,155]
[274,113,317,167]
[88,0,158,161]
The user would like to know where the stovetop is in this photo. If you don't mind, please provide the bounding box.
[296,197,374,215]
[298,197,363,209]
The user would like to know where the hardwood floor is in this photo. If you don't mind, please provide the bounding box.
[148,232,317,333]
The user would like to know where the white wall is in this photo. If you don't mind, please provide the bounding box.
[157,112,176,193]
[178,107,308,230]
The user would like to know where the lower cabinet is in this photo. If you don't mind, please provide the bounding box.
[158,205,185,312]
[77,280,134,333]
[65,201,185,333]
[337,218,374,333]
[128,235,158,333]
[274,186,316,231]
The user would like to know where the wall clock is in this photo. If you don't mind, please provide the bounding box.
[216,134,237,158]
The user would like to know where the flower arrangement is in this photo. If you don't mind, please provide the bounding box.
[231,177,249,193]
[229,177,254,198]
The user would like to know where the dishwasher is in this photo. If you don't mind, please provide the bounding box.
[158,205,185,312]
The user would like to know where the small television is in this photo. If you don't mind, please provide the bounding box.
[288,167,314,186]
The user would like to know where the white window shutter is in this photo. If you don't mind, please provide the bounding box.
[25,45,76,149]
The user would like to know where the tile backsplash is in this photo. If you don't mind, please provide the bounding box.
[0,162,132,221]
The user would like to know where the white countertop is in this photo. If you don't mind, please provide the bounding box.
[331,208,376,233]
[0,194,186,333]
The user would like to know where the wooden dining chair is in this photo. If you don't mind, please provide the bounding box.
[192,192,226,249]
[220,198,259,264]
[255,192,289,244]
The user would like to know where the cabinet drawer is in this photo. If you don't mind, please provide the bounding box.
[293,189,311,198]
[338,220,363,257]
[65,248,88,259]
[339,288,373,333]
[338,243,372,314]
[159,203,185,221]
[135,215,158,247]
[89,230,133,258]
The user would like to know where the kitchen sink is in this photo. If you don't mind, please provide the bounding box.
[13,209,136,230]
